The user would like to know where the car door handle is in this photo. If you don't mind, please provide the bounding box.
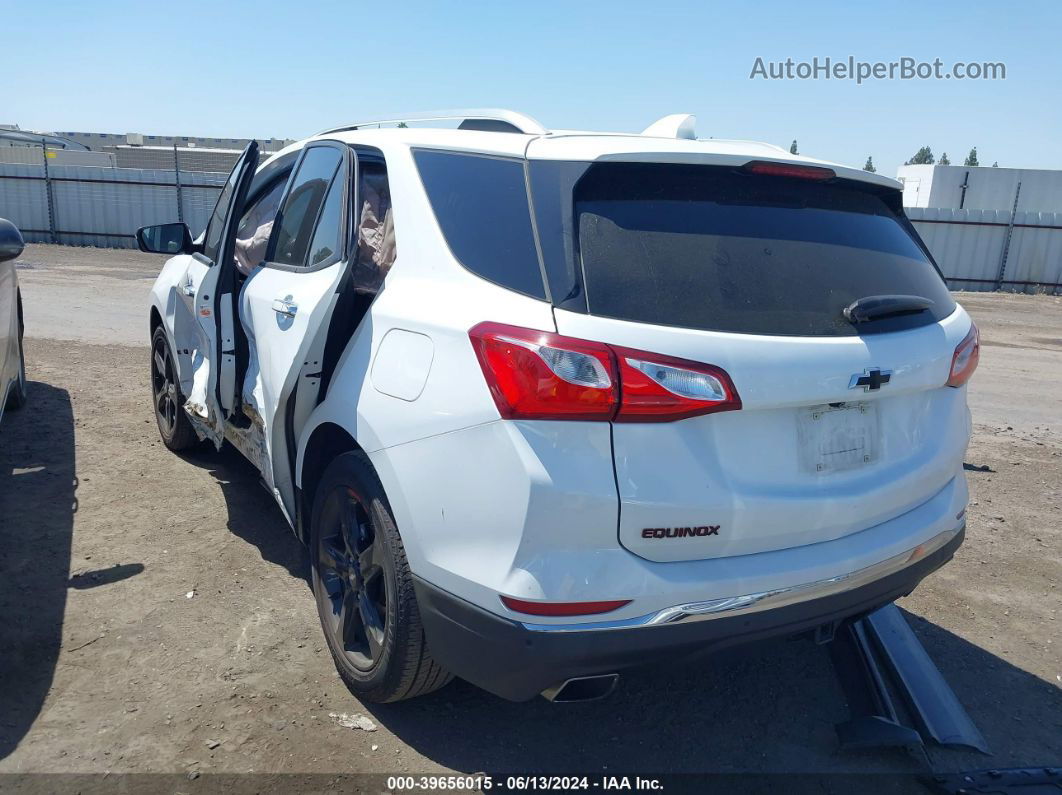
[272,298,298,317]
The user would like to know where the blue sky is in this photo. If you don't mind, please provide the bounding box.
[6,0,1059,175]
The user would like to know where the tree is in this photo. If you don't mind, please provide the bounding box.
[863,156,876,173]
[905,146,934,165]
[939,152,951,165]
[789,140,798,155]
[397,122,408,128]
[964,147,979,167]
[992,161,999,167]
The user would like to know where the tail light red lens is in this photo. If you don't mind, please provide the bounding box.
[946,323,980,387]
[468,322,741,422]
[500,595,631,616]
[468,322,617,420]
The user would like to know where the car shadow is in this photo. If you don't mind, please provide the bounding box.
[906,610,1062,770]
[179,442,310,587]
[353,609,1061,779]
[0,382,77,760]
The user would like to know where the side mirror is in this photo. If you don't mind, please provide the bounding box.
[0,218,25,263]
[136,222,193,255]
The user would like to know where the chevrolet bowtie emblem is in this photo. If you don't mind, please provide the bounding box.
[849,368,892,391]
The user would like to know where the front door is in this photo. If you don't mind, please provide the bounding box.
[176,142,259,444]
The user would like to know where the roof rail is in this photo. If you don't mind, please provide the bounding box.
[317,108,549,137]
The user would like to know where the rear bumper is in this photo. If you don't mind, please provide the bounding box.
[413,525,964,701]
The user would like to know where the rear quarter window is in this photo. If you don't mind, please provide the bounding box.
[414,149,545,299]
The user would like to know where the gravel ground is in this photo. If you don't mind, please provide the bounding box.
[0,245,1059,790]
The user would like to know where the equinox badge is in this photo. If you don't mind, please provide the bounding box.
[642,526,720,539]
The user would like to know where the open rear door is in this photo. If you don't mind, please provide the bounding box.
[179,142,259,445]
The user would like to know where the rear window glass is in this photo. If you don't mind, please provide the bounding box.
[574,163,954,336]
[414,150,545,299]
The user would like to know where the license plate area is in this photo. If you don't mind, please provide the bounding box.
[797,402,879,474]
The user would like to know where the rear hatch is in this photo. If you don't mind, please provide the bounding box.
[546,161,972,563]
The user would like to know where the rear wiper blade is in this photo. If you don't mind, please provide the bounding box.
[844,294,934,323]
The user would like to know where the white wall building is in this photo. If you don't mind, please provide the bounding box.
[0,147,115,167]
[898,164,1062,213]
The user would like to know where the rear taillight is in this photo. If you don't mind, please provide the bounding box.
[946,323,980,387]
[468,322,741,422]
[468,322,617,420]
[612,347,741,422]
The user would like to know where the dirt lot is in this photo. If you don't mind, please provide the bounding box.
[1,245,1059,788]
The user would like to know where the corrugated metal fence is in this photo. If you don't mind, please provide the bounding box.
[908,207,1062,294]
[0,153,225,249]
[0,149,1060,294]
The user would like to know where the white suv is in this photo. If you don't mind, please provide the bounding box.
[143,110,977,703]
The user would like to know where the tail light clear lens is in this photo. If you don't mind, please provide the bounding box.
[468,322,741,422]
[946,323,980,387]
[536,346,613,389]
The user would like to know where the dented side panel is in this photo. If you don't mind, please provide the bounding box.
[179,254,224,447]
[239,262,347,522]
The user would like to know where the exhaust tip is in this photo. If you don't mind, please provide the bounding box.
[541,674,619,703]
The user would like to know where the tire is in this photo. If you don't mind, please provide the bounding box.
[150,326,198,451]
[5,295,27,410]
[310,451,452,703]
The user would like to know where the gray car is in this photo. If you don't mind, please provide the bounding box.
[0,218,27,423]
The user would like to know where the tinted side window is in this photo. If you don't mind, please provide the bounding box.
[202,165,242,262]
[307,175,344,267]
[234,178,285,275]
[413,150,545,299]
[272,147,343,267]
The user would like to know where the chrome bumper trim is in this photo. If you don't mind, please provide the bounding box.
[520,526,962,633]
